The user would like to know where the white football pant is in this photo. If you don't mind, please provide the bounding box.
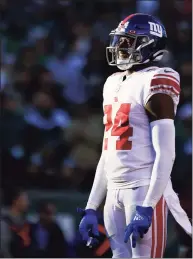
[104,186,168,258]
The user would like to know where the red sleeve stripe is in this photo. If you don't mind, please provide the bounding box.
[153,74,180,83]
[151,86,180,97]
[151,78,180,93]
[151,85,179,94]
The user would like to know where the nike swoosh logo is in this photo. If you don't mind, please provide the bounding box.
[164,69,174,73]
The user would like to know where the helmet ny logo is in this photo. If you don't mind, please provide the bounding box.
[148,22,163,37]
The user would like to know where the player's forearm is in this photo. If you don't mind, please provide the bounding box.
[86,154,107,210]
[143,119,175,208]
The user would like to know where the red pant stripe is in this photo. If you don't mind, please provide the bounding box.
[151,197,167,258]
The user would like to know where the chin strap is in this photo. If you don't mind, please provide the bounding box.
[153,49,169,61]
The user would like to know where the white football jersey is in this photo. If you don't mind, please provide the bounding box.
[102,66,180,189]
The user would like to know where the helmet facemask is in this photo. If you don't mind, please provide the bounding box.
[106,33,153,70]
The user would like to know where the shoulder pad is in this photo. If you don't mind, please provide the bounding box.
[153,67,180,81]
[150,67,180,96]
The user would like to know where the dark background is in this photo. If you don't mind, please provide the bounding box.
[0,0,192,257]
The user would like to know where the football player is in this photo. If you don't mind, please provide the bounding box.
[78,13,192,258]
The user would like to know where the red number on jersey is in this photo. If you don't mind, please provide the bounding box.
[103,103,133,150]
[103,105,112,150]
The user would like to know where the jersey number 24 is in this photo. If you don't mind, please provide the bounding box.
[103,103,133,150]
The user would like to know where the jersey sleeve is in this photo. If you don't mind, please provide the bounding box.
[142,68,181,109]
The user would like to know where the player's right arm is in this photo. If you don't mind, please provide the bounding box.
[78,141,107,246]
[86,76,110,210]
[78,78,109,245]
[86,152,107,210]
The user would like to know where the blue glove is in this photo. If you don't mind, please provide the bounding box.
[77,208,99,247]
[124,206,153,248]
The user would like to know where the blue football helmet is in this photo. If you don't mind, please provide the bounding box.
[106,13,167,70]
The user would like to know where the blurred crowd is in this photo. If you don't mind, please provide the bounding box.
[0,189,71,257]
[0,0,192,257]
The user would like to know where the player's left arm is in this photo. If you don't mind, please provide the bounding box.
[124,68,180,246]
[143,68,180,208]
[143,93,175,208]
